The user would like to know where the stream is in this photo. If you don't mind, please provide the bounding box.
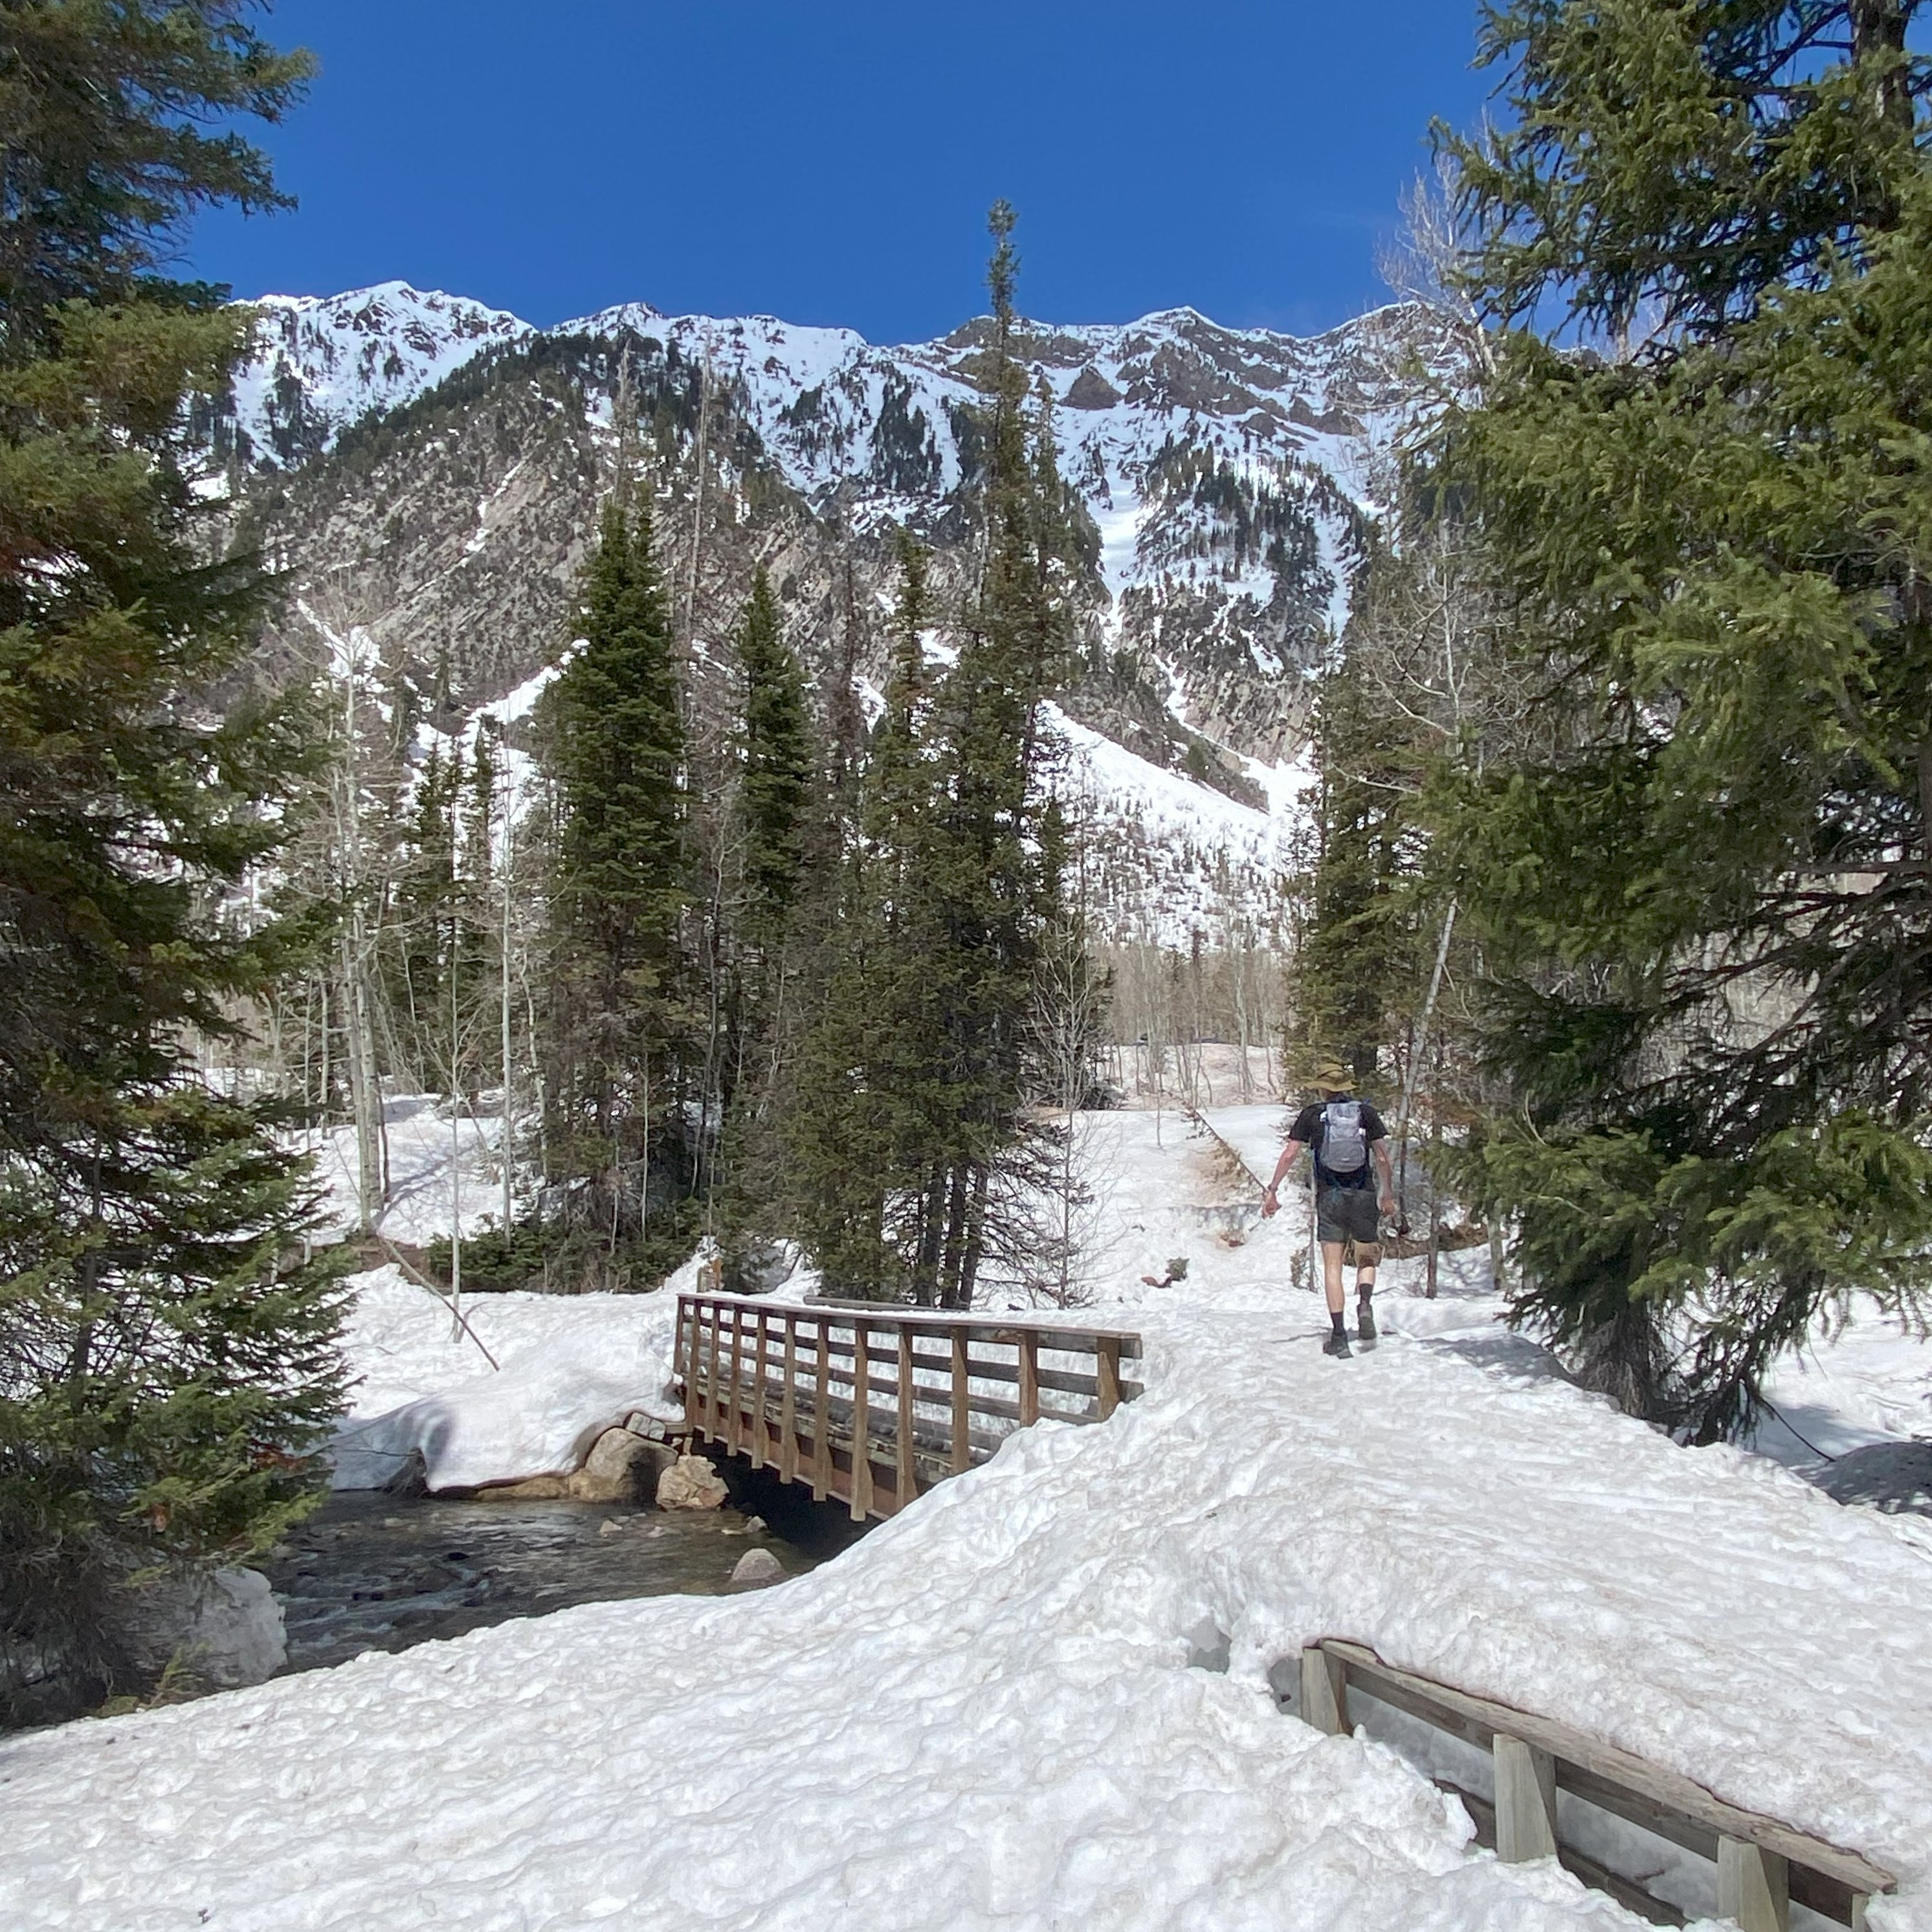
[263,1491,822,1674]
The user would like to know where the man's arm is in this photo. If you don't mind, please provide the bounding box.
[1371,1135,1396,1215]
[1260,1139,1307,1219]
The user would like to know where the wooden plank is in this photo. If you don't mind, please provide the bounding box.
[900,1348,1105,1400]
[748,1308,768,1470]
[812,1319,830,1501]
[1324,1643,1892,1901]
[1720,1839,1790,1932]
[676,1301,696,1430]
[850,1323,873,1522]
[725,1304,744,1455]
[1017,1330,1039,1426]
[1495,1735,1559,1863]
[779,1315,798,1483]
[950,1328,972,1474]
[896,1328,917,1509]
[1300,1646,1348,1735]
[779,1297,1143,1355]
[1096,1336,1121,1420]
[705,1303,724,1440]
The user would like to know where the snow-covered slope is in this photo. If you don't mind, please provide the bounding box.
[216,283,1449,941]
[5,1107,1929,1931]
[224,282,531,470]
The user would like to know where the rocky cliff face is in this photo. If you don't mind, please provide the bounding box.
[214,283,1449,940]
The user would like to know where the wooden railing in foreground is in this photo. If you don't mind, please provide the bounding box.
[1295,1640,1893,1932]
[674,1293,1144,1523]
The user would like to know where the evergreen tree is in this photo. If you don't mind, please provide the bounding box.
[537,493,693,1277]
[0,1,345,1720]
[709,566,818,1258]
[1432,0,1932,1435]
[787,207,1085,1307]
[786,535,940,1296]
[737,566,813,957]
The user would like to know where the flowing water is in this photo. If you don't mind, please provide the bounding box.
[263,1490,821,1674]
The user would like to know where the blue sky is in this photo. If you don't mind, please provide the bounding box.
[189,1,1495,343]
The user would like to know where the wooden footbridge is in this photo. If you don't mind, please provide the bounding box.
[673,1291,1143,1522]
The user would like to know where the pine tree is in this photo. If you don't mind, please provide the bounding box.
[786,535,940,1296]
[0,1,345,1720]
[709,566,819,1260]
[786,207,1085,1307]
[537,493,694,1278]
[737,567,813,958]
[1432,0,1932,1436]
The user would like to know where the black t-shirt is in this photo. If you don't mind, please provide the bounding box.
[1289,1098,1388,1191]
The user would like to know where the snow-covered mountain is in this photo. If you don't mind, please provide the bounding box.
[219,283,1452,942]
[225,283,531,471]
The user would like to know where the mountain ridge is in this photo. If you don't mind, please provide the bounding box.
[216,280,1450,943]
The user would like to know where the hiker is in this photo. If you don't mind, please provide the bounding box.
[1260,1063,1396,1357]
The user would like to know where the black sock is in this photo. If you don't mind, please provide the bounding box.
[1330,1309,1347,1336]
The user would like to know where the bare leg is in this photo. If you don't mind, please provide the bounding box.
[1321,1239,1346,1315]
[1355,1243,1381,1300]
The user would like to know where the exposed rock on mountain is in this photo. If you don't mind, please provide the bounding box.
[214,284,1450,940]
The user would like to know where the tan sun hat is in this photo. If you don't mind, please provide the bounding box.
[1313,1061,1353,1092]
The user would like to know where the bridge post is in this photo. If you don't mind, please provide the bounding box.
[850,1322,873,1521]
[749,1309,768,1471]
[811,1316,830,1502]
[1300,1646,1348,1735]
[725,1304,744,1455]
[1494,1735,1559,1863]
[949,1327,970,1474]
[896,1328,916,1509]
[704,1302,722,1440]
[1719,1838,1789,1932]
[779,1315,798,1483]
[1096,1336,1122,1419]
[1018,1330,1039,1425]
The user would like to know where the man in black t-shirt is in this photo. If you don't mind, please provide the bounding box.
[1260,1064,1396,1357]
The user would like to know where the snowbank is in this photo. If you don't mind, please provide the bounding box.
[5,1107,1931,1929]
[329,1265,684,1491]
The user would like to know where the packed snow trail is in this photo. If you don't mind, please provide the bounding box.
[4,1109,1929,1931]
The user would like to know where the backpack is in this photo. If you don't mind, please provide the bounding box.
[1320,1100,1368,1175]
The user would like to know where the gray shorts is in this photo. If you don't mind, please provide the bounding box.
[1315,1185,1382,1250]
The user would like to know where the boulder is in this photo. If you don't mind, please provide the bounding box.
[730,1546,786,1586]
[567,1427,673,1502]
[656,1452,729,1511]
[723,1236,797,1297]
[480,1473,572,1500]
[122,1566,286,1690]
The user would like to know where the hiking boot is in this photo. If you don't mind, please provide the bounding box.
[1357,1298,1377,1342]
[1322,1328,1353,1359]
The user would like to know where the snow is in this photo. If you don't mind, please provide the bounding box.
[305,1094,507,1248]
[228,284,531,467]
[1750,1298,1932,1466]
[6,1107,1930,1929]
[328,1265,682,1492]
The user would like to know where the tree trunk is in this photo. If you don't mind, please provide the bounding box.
[956,1160,991,1309]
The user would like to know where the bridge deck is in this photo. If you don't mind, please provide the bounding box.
[674,1293,1144,1522]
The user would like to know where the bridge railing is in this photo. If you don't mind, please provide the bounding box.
[673,1293,1144,1522]
[1292,1639,1893,1931]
